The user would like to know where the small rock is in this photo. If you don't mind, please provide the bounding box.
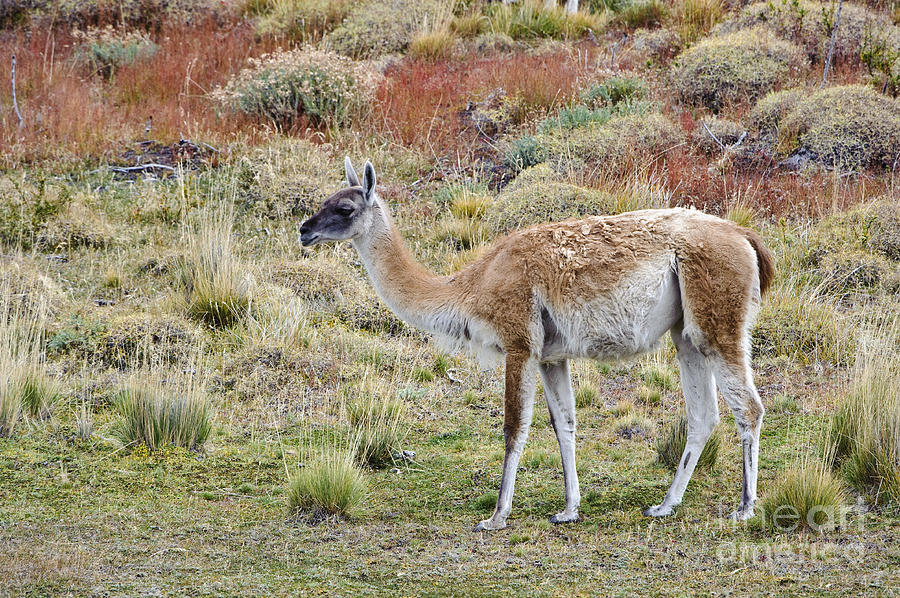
[393,450,416,462]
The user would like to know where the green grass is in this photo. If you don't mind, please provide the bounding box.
[287,449,367,519]
[110,382,212,452]
[760,457,847,534]
[347,394,406,468]
[655,412,721,471]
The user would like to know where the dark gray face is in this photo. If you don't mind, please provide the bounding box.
[299,158,377,247]
[299,187,368,246]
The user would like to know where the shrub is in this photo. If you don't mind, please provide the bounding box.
[614,0,669,30]
[540,112,683,174]
[655,411,721,471]
[715,0,897,64]
[671,28,806,111]
[693,116,746,154]
[212,47,379,129]
[98,312,201,369]
[485,163,616,233]
[745,87,805,140]
[827,329,900,505]
[181,204,253,328]
[631,27,681,62]
[110,382,211,452]
[778,85,900,170]
[74,26,158,77]
[347,394,406,468]
[254,0,354,42]
[287,449,367,519]
[753,284,852,366]
[324,0,451,58]
[760,459,847,533]
[580,76,647,108]
[504,135,547,173]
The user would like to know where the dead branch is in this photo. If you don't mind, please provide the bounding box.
[821,0,843,89]
[11,54,24,129]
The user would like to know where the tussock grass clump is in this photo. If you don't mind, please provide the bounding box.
[433,218,490,251]
[639,364,677,392]
[181,204,253,329]
[74,26,158,77]
[614,0,669,30]
[254,0,354,42]
[636,384,661,406]
[672,28,806,111]
[672,0,724,43]
[827,328,900,505]
[287,449,367,519]
[753,284,852,366]
[409,28,457,61]
[485,0,605,40]
[111,375,212,452]
[614,412,656,439]
[348,394,406,468]
[778,85,900,170]
[656,412,721,471]
[212,47,379,129]
[760,457,846,533]
[486,164,615,233]
[324,0,451,58]
[0,283,58,433]
[575,384,599,408]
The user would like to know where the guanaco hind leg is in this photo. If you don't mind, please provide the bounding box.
[540,360,580,524]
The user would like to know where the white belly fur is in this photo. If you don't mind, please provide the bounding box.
[541,254,682,363]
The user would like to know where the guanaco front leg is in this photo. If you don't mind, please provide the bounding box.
[475,351,537,531]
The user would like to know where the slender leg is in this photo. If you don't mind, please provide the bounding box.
[645,328,720,517]
[475,351,538,531]
[540,360,581,524]
[712,357,764,520]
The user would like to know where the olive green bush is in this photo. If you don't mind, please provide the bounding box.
[715,0,898,64]
[671,28,806,111]
[486,164,616,233]
[693,116,746,154]
[212,47,380,129]
[745,87,805,140]
[779,85,900,169]
[324,0,450,58]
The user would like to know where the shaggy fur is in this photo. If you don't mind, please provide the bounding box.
[300,159,774,531]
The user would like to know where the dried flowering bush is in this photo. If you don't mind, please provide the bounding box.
[211,47,380,129]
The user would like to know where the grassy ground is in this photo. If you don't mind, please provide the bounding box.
[2,0,900,596]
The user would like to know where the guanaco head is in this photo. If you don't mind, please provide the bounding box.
[299,157,378,247]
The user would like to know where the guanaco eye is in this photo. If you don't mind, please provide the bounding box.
[336,205,355,216]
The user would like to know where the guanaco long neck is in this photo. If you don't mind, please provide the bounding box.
[351,199,459,332]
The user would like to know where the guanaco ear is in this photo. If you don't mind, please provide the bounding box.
[362,160,376,207]
[345,156,360,188]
